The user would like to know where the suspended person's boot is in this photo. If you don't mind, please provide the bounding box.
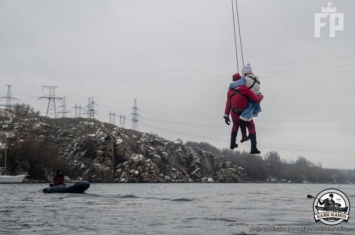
[230,132,238,150]
[240,122,250,143]
[249,132,261,154]
[240,135,250,143]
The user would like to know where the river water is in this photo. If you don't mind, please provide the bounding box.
[0,183,354,235]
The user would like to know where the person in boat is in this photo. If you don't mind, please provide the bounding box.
[318,194,337,209]
[50,170,65,186]
[224,66,264,154]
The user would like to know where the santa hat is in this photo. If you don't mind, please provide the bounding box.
[241,63,252,75]
[232,73,241,81]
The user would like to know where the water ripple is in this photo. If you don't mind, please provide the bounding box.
[0,183,354,235]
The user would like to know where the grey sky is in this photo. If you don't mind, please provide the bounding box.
[0,0,354,169]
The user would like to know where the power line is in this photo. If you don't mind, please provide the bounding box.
[259,63,355,75]
[256,55,355,68]
[142,116,217,128]
[2,65,354,83]
[141,117,355,131]
[140,121,222,141]
[259,143,355,155]
[140,108,355,124]
[140,121,355,155]
[1,55,354,75]
[260,118,355,122]
[140,120,355,155]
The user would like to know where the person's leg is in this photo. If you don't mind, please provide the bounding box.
[249,132,260,154]
[230,132,238,149]
[239,103,257,121]
[245,120,260,154]
[230,112,240,149]
[240,121,249,143]
[239,103,257,142]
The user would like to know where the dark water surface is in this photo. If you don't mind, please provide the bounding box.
[0,183,354,235]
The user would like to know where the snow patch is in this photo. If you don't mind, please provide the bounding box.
[131,154,144,161]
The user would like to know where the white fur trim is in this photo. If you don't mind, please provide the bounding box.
[239,116,253,122]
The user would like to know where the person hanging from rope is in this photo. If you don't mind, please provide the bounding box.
[228,72,250,143]
[229,63,262,122]
[223,65,263,154]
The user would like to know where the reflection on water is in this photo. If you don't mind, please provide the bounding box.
[0,183,354,235]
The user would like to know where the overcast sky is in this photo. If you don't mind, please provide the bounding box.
[1,0,354,169]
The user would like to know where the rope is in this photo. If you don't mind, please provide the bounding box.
[235,0,244,66]
[231,0,245,71]
[231,0,239,71]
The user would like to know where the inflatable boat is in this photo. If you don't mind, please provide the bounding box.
[42,181,90,193]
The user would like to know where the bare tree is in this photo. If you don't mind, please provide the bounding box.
[12,103,40,117]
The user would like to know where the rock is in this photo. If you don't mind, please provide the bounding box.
[165,175,171,181]
[225,161,233,168]
[191,168,200,175]
[0,116,243,183]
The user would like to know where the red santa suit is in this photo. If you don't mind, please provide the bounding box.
[224,86,263,133]
[224,85,263,153]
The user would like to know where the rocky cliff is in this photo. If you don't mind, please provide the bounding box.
[0,116,243,183]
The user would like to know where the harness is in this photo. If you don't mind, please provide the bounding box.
[232,107,245,115]
[246,74,260,90]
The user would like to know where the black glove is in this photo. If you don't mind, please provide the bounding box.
[223,116,231,125]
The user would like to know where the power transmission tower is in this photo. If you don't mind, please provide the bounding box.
[131,98,139,131]
[119,114,127,128]
[39,86,62,118]
[58,97,70,118]
[1,85,18,111]
[109,111,118,125]
[85,97,97,119]
[109,111,113,123]
[74,104,82,117]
